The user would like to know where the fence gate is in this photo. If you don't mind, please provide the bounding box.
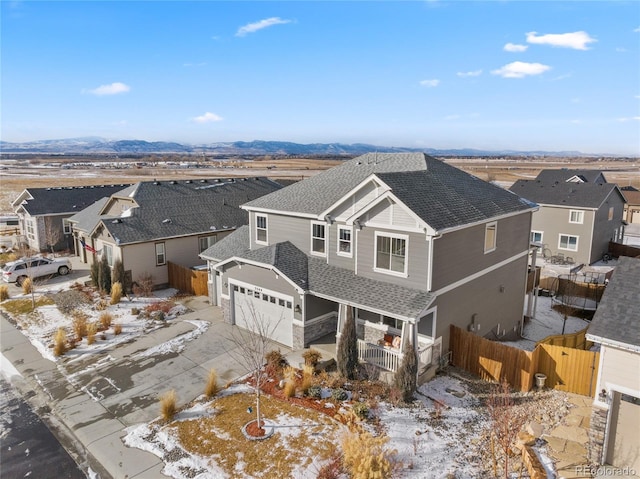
[167,261,208,296]
[535,344,599,397]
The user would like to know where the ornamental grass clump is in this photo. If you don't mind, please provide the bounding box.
[53,328,67,357]
[21,277,33,294]
[160,390,178,421]
[0,285,9,301]
[99,311,113,330]
[204,368,219,398]
[110,282,122,305]
[86,322,98,345]
[113,322,123,335]
[71,311,88,341]
[341,431,396,479]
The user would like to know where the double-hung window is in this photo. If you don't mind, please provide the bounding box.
[558,234,578,251]
[484,222,497,253]
[63,219,72,235]
[569,210,584,224]
[375,232,407,276]
[337,226,352,256]
[199,235,217,253]
[155,242,166,266]
[531,231,543,244]
[104,244,114,267]
[311,222,326,255]
[255,215,268,244]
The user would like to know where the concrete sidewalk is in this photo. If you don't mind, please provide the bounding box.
[0,297,257,479]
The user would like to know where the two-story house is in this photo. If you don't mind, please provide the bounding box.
[201,153,537,373]
[68,177,282,289]
[510,170,626,266]
[12,184,130,252]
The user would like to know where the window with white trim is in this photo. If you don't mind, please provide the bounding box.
[558,234,578,251]
[104,244,114,267]
[337,226,352,256]
[155,242,166,265]
[26,219,35,240]
[608,207,614,221]
[484,222,497,253]
[199,234,217,253]
[375,232,407,275]
[63,219,72,235]
[531,231,543,244]
[255,215,267,244]
[569,210,584,224]
[311,222,326,255]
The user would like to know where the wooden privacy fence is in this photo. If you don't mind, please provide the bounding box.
[167,261,208,296]
[608,241,640,259]
[450,325,599,396]
[536,326,593,350]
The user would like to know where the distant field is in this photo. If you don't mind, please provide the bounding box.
[1,156,639,213]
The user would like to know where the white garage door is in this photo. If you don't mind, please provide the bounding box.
[231,282,294,348]
[610,393,640,474]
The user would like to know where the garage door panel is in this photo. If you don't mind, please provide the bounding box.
[232,284,293,348]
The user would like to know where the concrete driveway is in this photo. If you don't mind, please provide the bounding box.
[1,296,289,478]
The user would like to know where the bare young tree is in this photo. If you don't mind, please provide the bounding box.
[225,300,282,434]
[486,379,530,478]
[44,217,62,254]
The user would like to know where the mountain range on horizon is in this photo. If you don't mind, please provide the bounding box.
[0,137,622,157]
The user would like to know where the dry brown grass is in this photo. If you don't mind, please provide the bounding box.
[110,282,122,305]
[341,430,396,479]
[99,311,113,329]
[160,390,178,421]
[53,328,67,356]
[86,322,98,345]
[172,392,341,478]
[283,380,296,398]
[0,285,9,301]
[71,310,88,340]
[21,277,33,294]
[204,369,219,398]
[113,322,123,335]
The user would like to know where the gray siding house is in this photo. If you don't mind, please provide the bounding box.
[11,184,130,252]
[201,153,536,374]
[586,256,640,473]
[68,177,282,288]
[510,169,626,266]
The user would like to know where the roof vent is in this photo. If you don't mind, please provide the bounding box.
[112,219,122,224]
[162,218,172,224]
[185,180,192,184]
[210,226,217,231]
[215,179,221,183]
[153,181,159,185]
[200,179,207,183]
[242,178,247,181]
[170,180,177,185]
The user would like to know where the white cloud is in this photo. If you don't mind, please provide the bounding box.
[635,95,640,99]
[419,79,440,87]
[444,114,460,120]
[571,98,581,103]
[491,61,550,78]
[634,26,640,33]
[85,82,130,96]
[236,17,291,37]
[618,117,640,122]
[192,112,223,123]
[457,70,482,77]
[615,47,627,52]
[183,62,207,67]
[570,120,582,124]
[504,43,528,52]
[526,31,597,50]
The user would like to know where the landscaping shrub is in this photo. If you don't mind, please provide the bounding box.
[90,259,99,288]
[0,285,9,301]
[110,282,122,305]
[133,273,153,297]
[283,380,296,398]
[95,299,108,311]
[53,290,90,315]
[301,365,314,394]
[302,348,322,367]
[98,254,111,294]
[144,300,175,315]
[337,307,358,380]
[71,311,89,340]
[331,388,348,401]
[265,349,288,373]
[160,390,178,421]
[316,453,345,479]
[111,259,126,290]
[307,385,322,399]
[131,307,140,315]
[21,277,33,294]
[341,431,395,479]
[53,328,67,357]
[99,311,113,330]
[86,322,97,345]
[352,402,369,420]
[113,322,123,335]
[394,341,418,403]
[204,368,219,398]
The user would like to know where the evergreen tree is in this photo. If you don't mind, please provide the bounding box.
[111,259,127,292]
[98,254,112,294]
[337,306,358,379]
[90,257,99,288]
[394,341,418,402]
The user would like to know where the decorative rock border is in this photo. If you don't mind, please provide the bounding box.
[241,420,275,441]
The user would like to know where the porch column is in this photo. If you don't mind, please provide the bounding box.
[337,303,345,335]
[401,321,417,351]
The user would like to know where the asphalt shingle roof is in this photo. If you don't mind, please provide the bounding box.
[587,256,640,348]
[100,178,282,245]
[67,197,110,233]
[510,179,618,209]
[16,184,130,216]
[245,153,533,230]
[534,169,606,184]
[206,231,434,319]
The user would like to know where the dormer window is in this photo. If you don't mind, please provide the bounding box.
[256,215,268,244]
[337,226,352,257]
[311,222,326,256]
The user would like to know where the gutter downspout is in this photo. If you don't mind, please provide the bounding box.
[427,232,442,292]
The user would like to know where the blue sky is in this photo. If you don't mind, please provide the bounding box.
[2,1,639,155]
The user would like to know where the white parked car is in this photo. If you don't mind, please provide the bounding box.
[1,256,72,286]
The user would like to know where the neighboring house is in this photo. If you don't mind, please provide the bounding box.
[510,170,626,266]
[201,153,536,375]
[68,177,282,288]
[586,256,640,474]
[621,186,640,224]
[11,185,130,252]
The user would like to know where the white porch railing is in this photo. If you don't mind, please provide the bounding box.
[357,339,403,372]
